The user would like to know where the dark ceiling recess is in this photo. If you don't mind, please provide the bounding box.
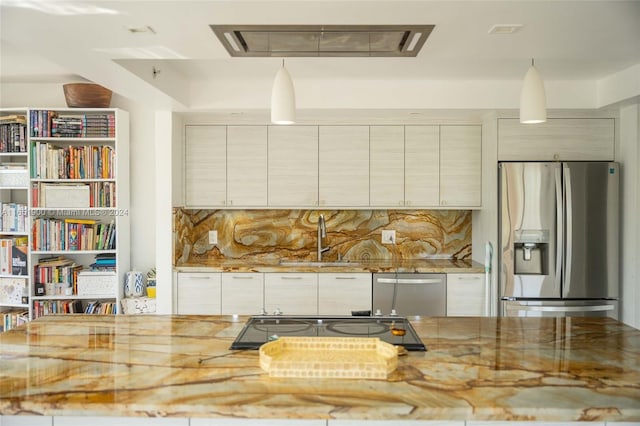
[210,25,435,57]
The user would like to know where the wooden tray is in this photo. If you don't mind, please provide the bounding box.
[259,337,398,379]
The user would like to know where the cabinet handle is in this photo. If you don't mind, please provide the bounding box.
[232,276,254,280]
[456,276,482,281]
[189,276,211,280]
[282,276,303,280]
[335,276,356,280]
[229,200,233,205]
[441,200,447,206]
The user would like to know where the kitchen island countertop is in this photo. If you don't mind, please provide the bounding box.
[1,315,639,422]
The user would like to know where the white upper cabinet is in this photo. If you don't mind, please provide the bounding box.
[184,125,226,207]
[370,126,405,207]
[440,125,482,207]
[498,118,615,161]
[227,126,268,207]
[319,126,370,207]
[405,125,440,207]
[268,126,319,207]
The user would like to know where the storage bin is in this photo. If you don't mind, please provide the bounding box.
[0,169,28,187]
[43,184,90,208]
[77,272,116,296]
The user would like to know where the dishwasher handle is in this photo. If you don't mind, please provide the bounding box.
[376,278,443,285]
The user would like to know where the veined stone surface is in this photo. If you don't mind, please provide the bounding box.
[0,316,639,421]
[173,209,472,265]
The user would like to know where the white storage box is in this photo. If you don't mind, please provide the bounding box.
[77,272,117,296]
[0,168,28,187]
[43,184,90,208]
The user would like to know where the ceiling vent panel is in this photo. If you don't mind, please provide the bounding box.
[210,25,434,57]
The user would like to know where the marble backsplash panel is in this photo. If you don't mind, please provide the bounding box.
[174,209,471,265]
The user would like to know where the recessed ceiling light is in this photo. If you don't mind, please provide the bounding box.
[488,24,523,35]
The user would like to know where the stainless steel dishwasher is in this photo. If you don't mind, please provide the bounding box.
[372,273,446,317]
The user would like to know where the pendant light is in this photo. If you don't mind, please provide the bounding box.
[519,58,546,124]
[271,59,296,124]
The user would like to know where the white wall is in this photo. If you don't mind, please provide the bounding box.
[618,103,640,328]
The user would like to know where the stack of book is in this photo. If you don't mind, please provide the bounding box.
[0,114,27,152]
[33,256,82,296]
[89,253,116,271]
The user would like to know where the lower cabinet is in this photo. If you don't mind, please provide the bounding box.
[176,272,374,316]
[318,273,372,315]
[446,273,486,316]
[176,272,221,314]
[264,273,318,315]
[221,273,264,315]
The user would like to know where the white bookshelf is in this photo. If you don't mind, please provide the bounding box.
[1,107,130,322]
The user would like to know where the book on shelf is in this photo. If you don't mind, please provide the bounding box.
[34,257,82,296]
[0,202,28,233]
[31,142,115,180]
[33,299,85,318]
[1,309,29,332]
[0,117,27,153]
[32,218,115,251]
[31,110,115,138]
[0,237,26,275]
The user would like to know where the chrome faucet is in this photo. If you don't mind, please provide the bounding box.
[317,214,330,261]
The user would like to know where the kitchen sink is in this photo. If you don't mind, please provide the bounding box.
[279,260,361,267]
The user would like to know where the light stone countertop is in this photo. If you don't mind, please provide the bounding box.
[175,258,484,273]
[1,315,639,422]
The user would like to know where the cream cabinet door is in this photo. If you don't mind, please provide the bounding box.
[405,125,439,207]
[318,273,372,315]
[440,125,482,207]
[370,126,405,207]
[221,273,264,315]
[319,126,369,207]
[268,126,318,207]
[176,273,221,314]
[498,118,615,161]
[184,126,226,207]
[446,273,486,316]
[264,273,318,315]
[227,126,267,207]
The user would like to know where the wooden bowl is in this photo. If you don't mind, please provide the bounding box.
[63,83,112,108]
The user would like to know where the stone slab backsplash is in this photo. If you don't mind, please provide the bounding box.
[173,209,471,265]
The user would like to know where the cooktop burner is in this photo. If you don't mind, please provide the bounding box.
[230,315,426,351]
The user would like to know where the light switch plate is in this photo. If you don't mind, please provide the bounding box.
[381,230,396,244]
[208,230,218,245]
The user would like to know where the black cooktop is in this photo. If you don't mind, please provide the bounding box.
[230,315,426,351]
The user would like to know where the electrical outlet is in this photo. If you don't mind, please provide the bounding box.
[381,230,396,244]
[208,230,218,245]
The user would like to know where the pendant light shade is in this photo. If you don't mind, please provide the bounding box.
[271,60,296,124]
[519,59,547,124]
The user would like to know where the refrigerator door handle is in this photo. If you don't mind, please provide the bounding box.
[563,164,573,297]
[511,304,614,313]
[555,166,563,295]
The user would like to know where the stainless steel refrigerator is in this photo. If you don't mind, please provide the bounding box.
[499,162,619,318]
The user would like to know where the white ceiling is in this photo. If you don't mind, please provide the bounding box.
[1,0,639,110]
